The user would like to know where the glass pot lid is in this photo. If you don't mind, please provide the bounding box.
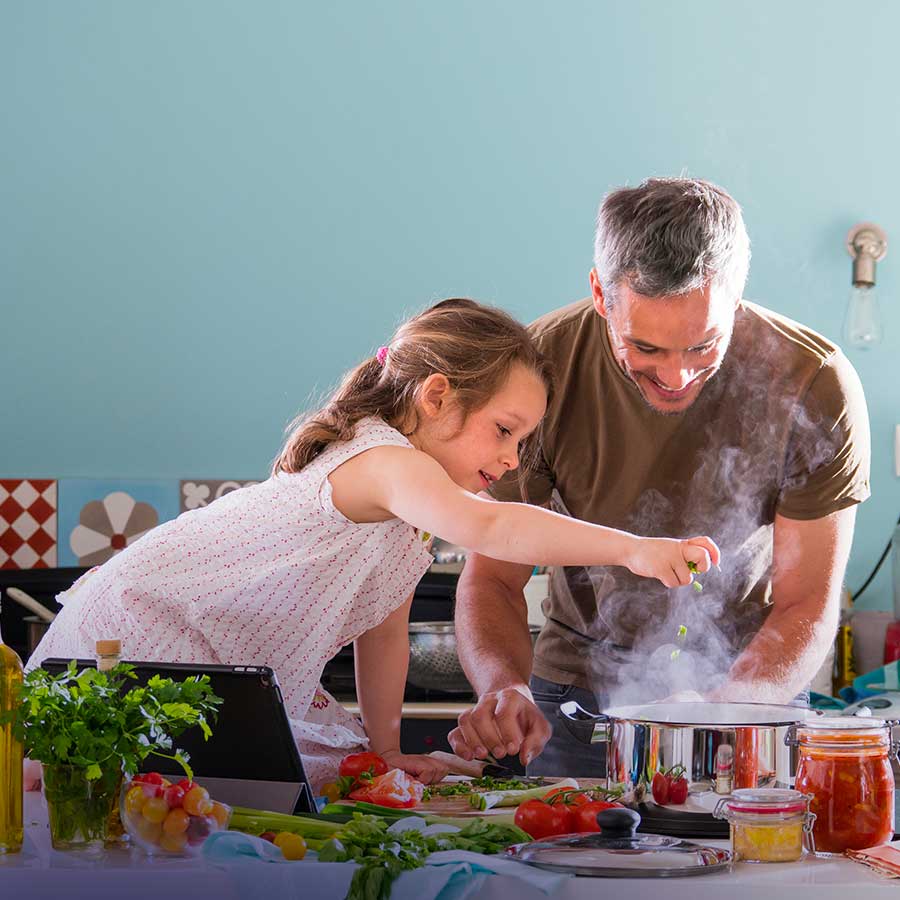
[505,808,733,878]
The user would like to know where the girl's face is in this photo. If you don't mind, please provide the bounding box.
[414,363,547,494]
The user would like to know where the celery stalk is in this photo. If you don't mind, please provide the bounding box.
[471,778,580,811]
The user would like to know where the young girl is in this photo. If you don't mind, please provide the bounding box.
[29,298,718,791]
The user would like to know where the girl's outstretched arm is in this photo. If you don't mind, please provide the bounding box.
[354,594,449,784]
[341,445,720,587]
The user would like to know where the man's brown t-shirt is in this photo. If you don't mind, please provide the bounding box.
[490,299,871,699]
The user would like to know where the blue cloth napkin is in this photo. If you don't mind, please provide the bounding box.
[202,832,570,900]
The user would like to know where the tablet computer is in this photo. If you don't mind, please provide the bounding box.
[39,658,316,815]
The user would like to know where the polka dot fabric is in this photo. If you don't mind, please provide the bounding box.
[29,418,435,790]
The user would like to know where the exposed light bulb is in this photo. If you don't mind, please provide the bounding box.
[845,223,888,351]
[844,284,883,349]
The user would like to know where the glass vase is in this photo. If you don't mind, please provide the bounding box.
[42,763,122,852]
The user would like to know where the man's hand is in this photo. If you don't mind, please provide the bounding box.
[448,686,551,767]
[379,750,449,785]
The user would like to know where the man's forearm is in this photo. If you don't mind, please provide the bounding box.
[716,600,838,703]
[455,564,534,698]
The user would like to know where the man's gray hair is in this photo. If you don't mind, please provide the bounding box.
[593,177,751,303]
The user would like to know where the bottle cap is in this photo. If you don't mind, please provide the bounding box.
[95,639,121,656]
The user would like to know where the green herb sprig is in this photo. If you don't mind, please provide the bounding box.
[4,661,222,781]
[687,561,703,591]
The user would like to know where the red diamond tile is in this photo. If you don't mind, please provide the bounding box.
[27,529,54,556]
[0,497,23,523]
[0,529,24,556]
[30,480,54,493]
[28,496,54,525]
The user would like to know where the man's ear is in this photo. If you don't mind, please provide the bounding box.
[589,269,610,319]
[417,372,453,419]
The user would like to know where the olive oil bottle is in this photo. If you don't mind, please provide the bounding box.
[0,610,24,854]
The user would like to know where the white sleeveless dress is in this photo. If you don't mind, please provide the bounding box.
[29,418,435,790]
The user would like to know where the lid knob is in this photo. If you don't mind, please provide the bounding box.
[595,807,641,837]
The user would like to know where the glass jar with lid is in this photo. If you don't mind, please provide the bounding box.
[714,788,814,862]
[790,717,897,856]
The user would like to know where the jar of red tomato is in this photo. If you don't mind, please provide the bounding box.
[790,717,897,857]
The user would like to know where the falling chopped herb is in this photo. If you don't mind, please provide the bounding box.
[687,561,703,591]
[677,625,688,639]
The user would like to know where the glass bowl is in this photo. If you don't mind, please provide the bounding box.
[120,775,232,856]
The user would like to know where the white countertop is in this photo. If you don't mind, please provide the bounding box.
[1,792,897,899]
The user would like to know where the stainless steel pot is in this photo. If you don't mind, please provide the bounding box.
[559,700,822,818]
[407,622,540,693]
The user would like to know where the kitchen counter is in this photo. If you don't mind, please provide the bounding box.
[2,792,897,899]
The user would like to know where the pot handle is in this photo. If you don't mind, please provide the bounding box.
[557,700,610,745]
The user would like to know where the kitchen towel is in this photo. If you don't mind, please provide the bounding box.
[846,842,900,878]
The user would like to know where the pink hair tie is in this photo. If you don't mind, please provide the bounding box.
[376,346,389,366]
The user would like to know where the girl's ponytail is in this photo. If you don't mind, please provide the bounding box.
[273,356,389,474]
[272,298,552,475]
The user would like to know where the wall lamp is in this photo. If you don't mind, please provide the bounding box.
[845,222,888,350]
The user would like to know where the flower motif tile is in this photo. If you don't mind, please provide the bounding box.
[58,480,180,567]
[0,479,58,569]
[179,480,259,512]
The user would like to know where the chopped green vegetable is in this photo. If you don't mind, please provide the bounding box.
[470,777,579,811]
[422,774,543,800]
[319,815,530,900]
[687,561,703,591]
[677,625,688,639]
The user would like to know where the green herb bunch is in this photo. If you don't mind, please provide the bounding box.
[5,661,222,781]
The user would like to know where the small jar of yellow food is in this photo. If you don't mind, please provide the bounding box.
[714,788,815,863]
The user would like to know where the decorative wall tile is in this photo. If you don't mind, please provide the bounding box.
[57,479,180,567]
[179,480,259,512]
[0,479,57,569]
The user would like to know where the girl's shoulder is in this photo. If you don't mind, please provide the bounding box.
[315,417,414,471]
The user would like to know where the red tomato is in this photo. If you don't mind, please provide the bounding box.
[514,800,573,839]
[134,772,164,786]
[164,785,186,809]
[570,800,622,833]
[348,768,424,808]
[543,787,589,807]
[339,752,389,782]
[668,775,688,805]
[651,771,670,805]
[177,778,195,793]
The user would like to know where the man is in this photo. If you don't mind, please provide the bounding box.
[450,177,870,775]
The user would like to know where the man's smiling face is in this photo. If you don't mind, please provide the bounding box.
[590,269,739,415]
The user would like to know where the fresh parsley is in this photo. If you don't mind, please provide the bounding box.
[4,661,222,781]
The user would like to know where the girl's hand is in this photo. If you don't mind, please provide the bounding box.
[380,750,449,785]
[627,535,720,588]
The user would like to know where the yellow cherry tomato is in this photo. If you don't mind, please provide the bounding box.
[159,830,188,853]
[321,782,342,804]
[209,801,230,829]
[274,831,306,860]
[124,784,146,816]
[141,796,169,824]
[163,808,190,835]
[134,816,163,845]
[183,785,213,817]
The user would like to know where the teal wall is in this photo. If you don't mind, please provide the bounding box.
[3,1,898,608]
